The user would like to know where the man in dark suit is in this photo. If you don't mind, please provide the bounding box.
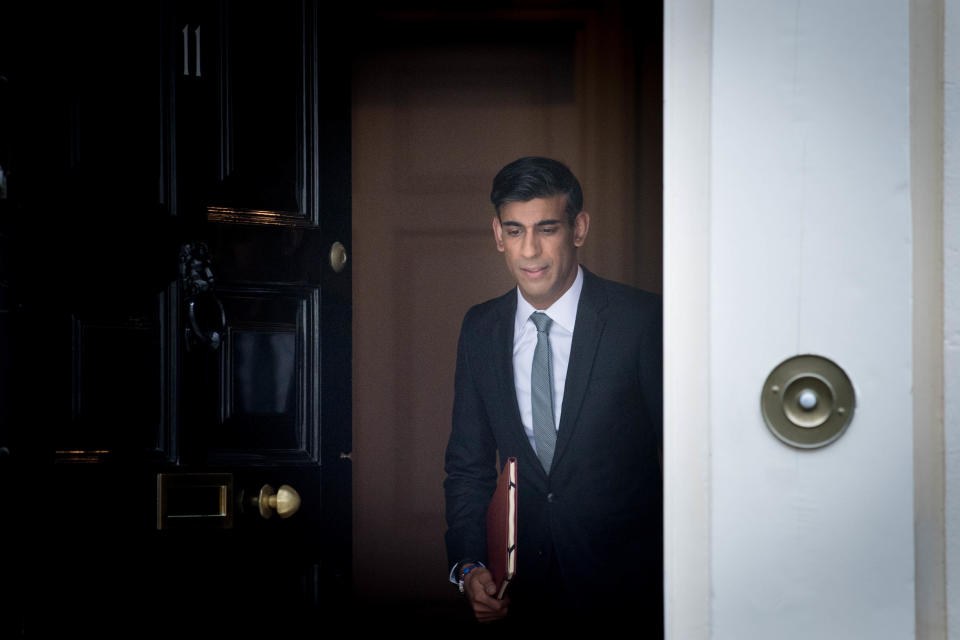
[444,157,662,630]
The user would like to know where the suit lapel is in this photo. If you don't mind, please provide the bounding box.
[553,269,608,470]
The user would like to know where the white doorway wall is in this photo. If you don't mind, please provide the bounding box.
[943,2,960,638]
[664,0,957,638]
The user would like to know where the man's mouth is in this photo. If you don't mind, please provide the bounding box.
[521,266,548,278]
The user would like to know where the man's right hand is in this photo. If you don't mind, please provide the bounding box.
[464,566,509,622]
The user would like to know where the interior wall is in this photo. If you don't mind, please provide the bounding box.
[352,35,573,608]
[350,3,662,612]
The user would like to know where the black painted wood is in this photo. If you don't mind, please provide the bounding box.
[0,1,352,635]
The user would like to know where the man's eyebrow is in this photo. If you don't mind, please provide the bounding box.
[500,219,563,228]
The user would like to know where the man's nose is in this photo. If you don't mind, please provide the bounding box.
[520,232,539,258]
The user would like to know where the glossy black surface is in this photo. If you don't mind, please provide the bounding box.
[0,1,352,635]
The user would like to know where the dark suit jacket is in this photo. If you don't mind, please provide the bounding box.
[444,267,662,623]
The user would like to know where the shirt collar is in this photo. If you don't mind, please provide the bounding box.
[514,265,583,335]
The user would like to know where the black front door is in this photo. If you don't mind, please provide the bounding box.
[0,2,351,635]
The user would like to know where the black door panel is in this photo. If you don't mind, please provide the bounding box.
[0,2,351,635]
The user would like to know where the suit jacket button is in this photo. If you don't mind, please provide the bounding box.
[547,492,554,503]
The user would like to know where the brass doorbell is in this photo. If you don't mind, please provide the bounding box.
[761,355,855,448]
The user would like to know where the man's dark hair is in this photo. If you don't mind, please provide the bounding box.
[490,157,583,226]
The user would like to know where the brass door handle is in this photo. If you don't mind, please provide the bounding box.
[329,241,348,273]
[254,484,301,519]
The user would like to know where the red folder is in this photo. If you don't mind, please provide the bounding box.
[485,456,518,599]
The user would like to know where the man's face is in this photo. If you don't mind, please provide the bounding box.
[492,194,590,310]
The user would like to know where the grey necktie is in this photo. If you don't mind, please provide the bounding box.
[530,311,556,474]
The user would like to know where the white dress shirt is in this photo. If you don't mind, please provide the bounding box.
[513,266,583,454]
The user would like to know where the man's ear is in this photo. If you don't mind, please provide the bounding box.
[573,211,590,247]
[492,216,505,252]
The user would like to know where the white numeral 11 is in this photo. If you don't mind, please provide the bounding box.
[182,25,202,77]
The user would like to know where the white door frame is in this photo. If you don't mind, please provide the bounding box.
[663,0,712,638]
[663,0,958,637]
[943,3,960,638]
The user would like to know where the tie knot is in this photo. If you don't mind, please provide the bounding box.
[530,311,552,334]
